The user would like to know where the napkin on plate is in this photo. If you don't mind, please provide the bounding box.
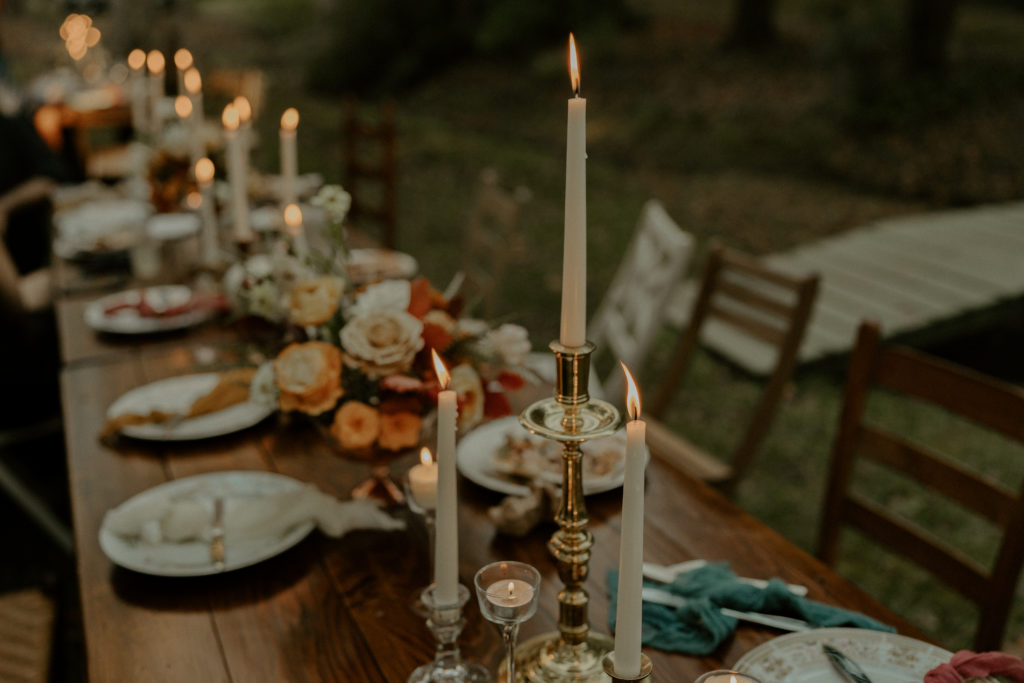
[607,562,894,656]
[104,484,405,546]
[925,650,1024,682]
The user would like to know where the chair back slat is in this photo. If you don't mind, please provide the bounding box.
[819,320,1024,650]
[858,425,1016,526]
[707,301,787,346]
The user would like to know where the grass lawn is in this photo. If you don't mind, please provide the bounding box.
[7,0,1024,654]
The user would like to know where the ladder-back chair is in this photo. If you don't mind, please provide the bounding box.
[817,320,1024,651]
[646,243,819,492]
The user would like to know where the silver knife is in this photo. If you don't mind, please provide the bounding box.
[823,644,873,683]
[641,587,810,632]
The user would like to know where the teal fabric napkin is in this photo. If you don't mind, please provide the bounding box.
[607,562,895,656]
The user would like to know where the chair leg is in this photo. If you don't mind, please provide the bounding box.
[0,461,74,556]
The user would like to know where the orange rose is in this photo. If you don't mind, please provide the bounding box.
[288,276,344,326]
[273,341,344,415]
[331,401,380,451]
[377,411,422,451]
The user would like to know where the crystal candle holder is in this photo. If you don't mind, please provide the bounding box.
[408,584,490,683]
[474,561,541,683]
[404,475,437,618]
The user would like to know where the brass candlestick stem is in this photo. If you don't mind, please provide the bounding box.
[515,341,623,682]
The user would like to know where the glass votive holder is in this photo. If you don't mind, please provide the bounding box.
[693,670,765,683]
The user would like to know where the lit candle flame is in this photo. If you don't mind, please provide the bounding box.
[507,581,515,597]
[283,203,303,235]
[234,96,252,123]
[431,349,450,390]
[621,362,641,421]
[568,33,581,97]
[184,67,202,94]
[174,94,192,119]
[127,48,146,71]
[85,26,101,48]
[185,191,202,210]
[221,103,239,131]
[173,48,193,71]
[419,447,433,466]
[146,49,165,74]
[280,107,299,131]
[195,157,215,185]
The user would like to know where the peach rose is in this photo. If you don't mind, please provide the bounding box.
[377,411,422,451]
[331,400,380,451]
[288,276,344,326]
[273,341,344,415]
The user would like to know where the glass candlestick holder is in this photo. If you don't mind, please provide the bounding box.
[404,475,437,618]
[474,561,542,683]
[408,584,491,683]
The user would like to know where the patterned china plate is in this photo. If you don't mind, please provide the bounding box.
[85,285,213,334]
[734,628,994,682]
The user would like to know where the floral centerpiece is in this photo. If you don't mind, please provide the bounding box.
[229,185,531,456]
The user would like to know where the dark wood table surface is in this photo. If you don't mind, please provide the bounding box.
[57,302,930,681]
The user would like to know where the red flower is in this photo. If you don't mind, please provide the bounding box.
[422,321,454,354]
[484,390,512,418]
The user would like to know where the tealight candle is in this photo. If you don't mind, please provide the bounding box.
[408,447,438,511]
[484,579,534,620]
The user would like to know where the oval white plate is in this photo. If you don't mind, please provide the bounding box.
[457,416,636,497]
[734,627,981,682]
[107,372,274,441]
[99,471,315,577]
[85,285,214,335]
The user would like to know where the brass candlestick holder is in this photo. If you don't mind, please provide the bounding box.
[514,341,624,682]
[601,654,652,682]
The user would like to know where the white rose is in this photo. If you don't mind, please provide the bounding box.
[486,324,532,366]
[455,318,490,338]
[349,279,411,318]
[339,309,424,379]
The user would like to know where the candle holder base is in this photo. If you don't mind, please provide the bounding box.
[600,654,652,682]
[511,630,614,682]
[408,584,491,683]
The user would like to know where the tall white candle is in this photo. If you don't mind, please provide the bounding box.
[146,49,165,138]
[283,203,308,258]
[127,49,147,137]
[561,33,587,348]
[614,362,646,677]
[173,48,192,96]
[194,157,219,266]
[234,95,253,165]
[432,349,459,606]
[279,107,299,207]
[221,104,252,243]
[184,67,205,164]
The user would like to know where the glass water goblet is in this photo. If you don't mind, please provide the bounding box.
[474,561,541,683]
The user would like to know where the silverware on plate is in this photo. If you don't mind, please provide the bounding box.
[823,644,873,683]
[640,586,811,632]
[210,497,225,571]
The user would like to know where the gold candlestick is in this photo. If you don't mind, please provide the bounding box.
[513,341,623,682]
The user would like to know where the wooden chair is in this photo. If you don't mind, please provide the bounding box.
[817,320,1024,651]
[0,588,55,683]
[459,168,530,318]
[342,98,398,249]
[646,244,819,492]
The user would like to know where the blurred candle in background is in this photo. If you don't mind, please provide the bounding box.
[194,157,219,265]
[173,48,192,95]
[127,48,147,136]
[146,49,165,137]
[283,203,307,258]
[221,104,252,243]
[279,107,299,207]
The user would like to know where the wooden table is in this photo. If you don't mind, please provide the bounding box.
[59,323,928,681]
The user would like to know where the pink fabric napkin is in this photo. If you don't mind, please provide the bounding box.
[925,650,1024,682]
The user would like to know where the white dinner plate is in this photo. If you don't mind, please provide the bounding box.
[107,372,274,441]
[84,285,214,335]
[456,416,636,497]
[99,471,315,576]
[734,627,984,682]
[53,198,151,258]
[347,248,419,284]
